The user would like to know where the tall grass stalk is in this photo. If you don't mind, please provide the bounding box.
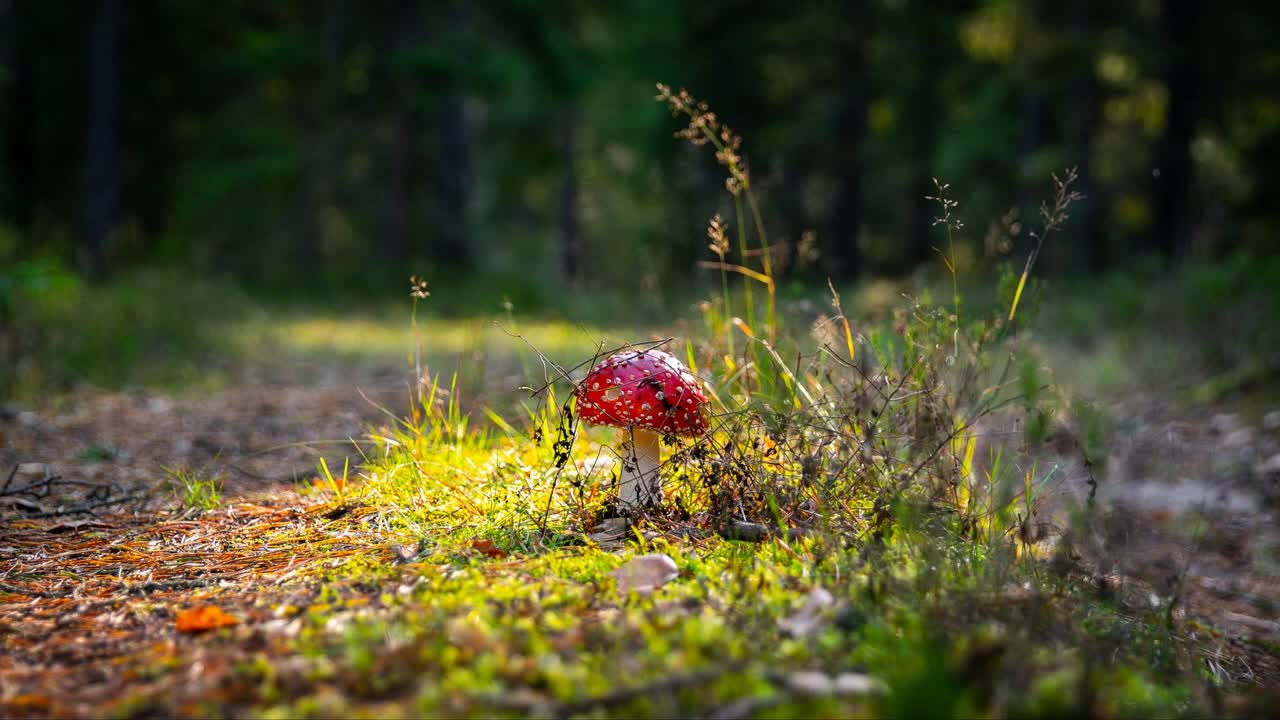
[1008,168,1082,327]
[928,179,963,362]
[707,215,734,358]
[658,84,777,347]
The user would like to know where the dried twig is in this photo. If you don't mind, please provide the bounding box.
[22,492,148,519]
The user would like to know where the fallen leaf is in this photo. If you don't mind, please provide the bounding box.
[778,587,834,638]
[609,553,679,594]
[471,539,508,558]
[5,694,53,711]
[175,605,239,633]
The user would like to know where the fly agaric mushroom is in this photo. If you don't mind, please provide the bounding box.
[575,348,709,511]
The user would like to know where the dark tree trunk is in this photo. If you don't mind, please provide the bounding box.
[0,0,22,223]
[904,14,939,272]
[383,1,421,267]
[10,28,35,227]
[296,0,346,278]
[1020,89,1045,214]
[384,109,420,266]
[1018,1,1050,269]
[1153,0,1199,263]
[559,106,581,283]
[825,0,867,279]
[1072,1,1106,273]
[413,2,472,269]
[432,93,470,267]
[80,0,119,279]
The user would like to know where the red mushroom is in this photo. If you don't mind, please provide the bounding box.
[575,348,709,511]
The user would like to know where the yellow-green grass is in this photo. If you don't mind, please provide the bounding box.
[227,395,1200,719]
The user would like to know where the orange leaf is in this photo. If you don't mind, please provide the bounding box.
[7,694,52,711]
[175,605,239,633]
[470,539,507,558]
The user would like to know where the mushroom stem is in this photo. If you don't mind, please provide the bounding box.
[619,427,661,511]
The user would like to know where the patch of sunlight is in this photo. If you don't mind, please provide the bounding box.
[260,314,642,364]
[853,278,908,315]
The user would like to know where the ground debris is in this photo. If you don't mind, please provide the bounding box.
[0,496,391,717]
[778,587,835,638]
[609,553,679,594]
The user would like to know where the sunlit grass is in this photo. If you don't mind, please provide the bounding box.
[165,465,224,512]
[261,313,631,364]
[242,404,1196,718]
[242,134,1221,715]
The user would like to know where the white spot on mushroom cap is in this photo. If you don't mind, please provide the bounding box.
[575,348,707,433]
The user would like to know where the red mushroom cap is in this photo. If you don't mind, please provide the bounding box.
[575,349,709,436]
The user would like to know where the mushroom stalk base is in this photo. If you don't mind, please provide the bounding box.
[618,428,661,512]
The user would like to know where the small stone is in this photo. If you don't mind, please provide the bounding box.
[1223,428,1255,450]
[1264,411,1280,432]
[833,673,880,696]
[609,553,679,594]
[778,587,835,638]
[1210,414,1240,436]
[15,463,48,479]
[1255,454,1280,480]
[786,671,834,696]
[146,397,173,414]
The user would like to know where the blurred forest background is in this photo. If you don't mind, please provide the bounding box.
[3,0,1278,297]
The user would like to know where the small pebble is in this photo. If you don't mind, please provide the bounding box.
[1223,428,1255,449]
[1210,414,1240,436]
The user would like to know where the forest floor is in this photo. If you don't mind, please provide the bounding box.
[3,307,1280,718]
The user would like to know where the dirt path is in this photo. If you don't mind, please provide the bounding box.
[1,372,418,716]
[1039,397,1280,684]
[1,369,410,510]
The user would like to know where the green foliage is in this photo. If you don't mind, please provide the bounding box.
[3,267,257,397]
[1037,251,1280,399]
[1071,398,1111,469]
[166,466,224,512]
[6,1,1280,293]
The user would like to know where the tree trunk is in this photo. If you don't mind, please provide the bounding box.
[1153,0,1199,263]
[825,0,867,279]
[432,93,470,267]
[295,4,344,279]
[904,13,939,272]
[383,1,421,267]
[1072,0,1105,273]
[9,25,35,229]
[384,109,419,266]
[80,0,119,279]
[0,0,18,222]
[1018,1,1050,269]
[559,106,582,284]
